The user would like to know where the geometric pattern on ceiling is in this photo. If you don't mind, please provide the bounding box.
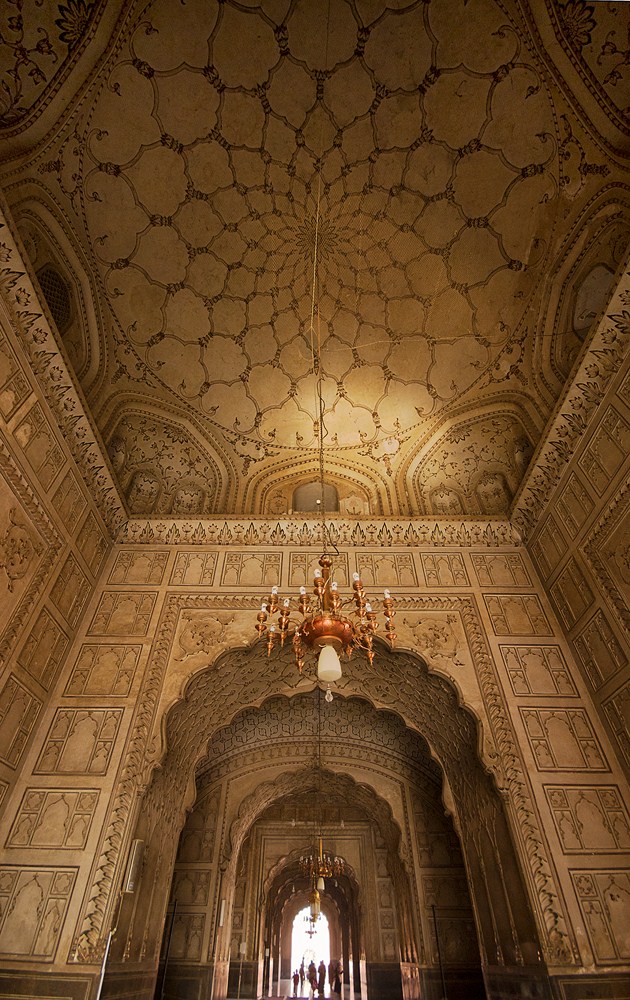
[86,0,556,445]
[3,0,628,516]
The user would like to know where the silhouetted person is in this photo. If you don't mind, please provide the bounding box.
[318,960,326,997]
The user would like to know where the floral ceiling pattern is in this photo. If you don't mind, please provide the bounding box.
[1,0,628,517]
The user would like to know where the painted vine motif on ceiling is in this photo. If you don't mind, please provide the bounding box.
[547,0,630,130]
[0,0,104,128]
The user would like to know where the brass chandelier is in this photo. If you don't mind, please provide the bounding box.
[255,556,396,694]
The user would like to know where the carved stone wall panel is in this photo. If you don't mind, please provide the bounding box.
[420,553,468,588]
[544,785,630,853]
[108,550,169,586]
[221,551,282,588]
[167,912,205,962]
[49,554,91,628]
[584,481,630,632]
[555,474,595,539]
[571,871,630,963]
[7,789,99,849]
[603,682,630,769]
[520,709,608,771]
[549,558,595,631]
[577,406,630,497]
[484,595,553,636]
[17,608,68,691]
[0,674,42,769]
[64,644,141,698]
[289,551,349,587]
[87,592,157,636]
[13,402,64,492]
[170,551,218,587]
[530,514,568,581]
[0,866,76,961]
[0,329,31,420]
[573,610,627,691]
[76,512,109,578]
[51,471,88,535]
[0,471,47,632]
[357,552,418,588]
[500,645,578,697]
[471,553,531,587]
[170,870,211,906]
[34,708,123,775]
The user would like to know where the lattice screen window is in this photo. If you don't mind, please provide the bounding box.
[37,265,72,334]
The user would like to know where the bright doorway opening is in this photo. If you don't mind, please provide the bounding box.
[291,907,330,996]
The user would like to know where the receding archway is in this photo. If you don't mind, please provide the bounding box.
[104,640,548,1000]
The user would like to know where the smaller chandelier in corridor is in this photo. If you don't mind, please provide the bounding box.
[300,836,346,893]
[255,554,396,688]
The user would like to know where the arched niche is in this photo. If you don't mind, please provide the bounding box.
[100,640,560,1000]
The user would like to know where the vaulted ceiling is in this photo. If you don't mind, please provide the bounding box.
[1,0,628,519]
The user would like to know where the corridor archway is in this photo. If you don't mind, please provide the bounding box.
[105,641,545,1000]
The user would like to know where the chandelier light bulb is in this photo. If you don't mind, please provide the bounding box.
[318,644,342,683]
[317,876,325,892]
[325,685,333,703]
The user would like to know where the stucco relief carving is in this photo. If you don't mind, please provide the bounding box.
[109,550,169,586]
[603,681,630,768]
[549,557,595,631]
[17,608,68,691]
[51,469,87,533]
[573,609,626,690]
[412,416,533,516]
[356,552,417,587]
[583,479,630,632]
[0,867,76,961]
[544,785,630,853]
[13,401,64,490]
[421,552,468,587]
[0,440,61,663]
[222,551,281,587]
[484,594,552,636]
[520,709,607,771]
[513,267,630,538]
[50,553,91,628]
[471,552,531,587]
[168,913,205,961]
[0,328,31,419]
[572,871,630,963]
[7,788,99,849]
[500,645,577,697]
[400,615,466,671]
[87,591,156,635]
[76,511,108,576]
[0,504,42,594]
[170,551,217,586]
[577,405,630,496]
[0,674,41,768]
[555,473,595,539]
[64,644,141,697]
[34,708,122,774]
[0,210,125,533]
[530,513,568,580]
[118,516,522,548]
